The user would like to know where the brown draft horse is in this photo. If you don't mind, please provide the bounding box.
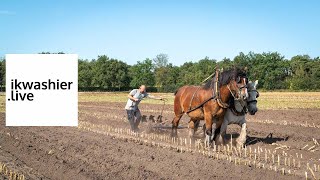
[172,68,247,144]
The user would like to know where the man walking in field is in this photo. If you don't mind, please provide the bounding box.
[125,85,163,132]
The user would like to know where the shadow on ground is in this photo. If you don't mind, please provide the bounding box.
[246,133,289,146]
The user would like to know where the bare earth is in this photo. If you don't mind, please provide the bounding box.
[1,101,320,179]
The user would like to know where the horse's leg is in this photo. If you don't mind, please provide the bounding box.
[194,119,200,135]
[210,117,218,142]
[172,93,183,137]
[212,110,228,145]
[237,117,247,147]
[188,119,199,138]
[171,114,182,137]
[202,123,206,138]
[204,112,214,146]
[215,117,227,145]
[213,125,220,142]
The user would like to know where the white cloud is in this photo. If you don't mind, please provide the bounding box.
[0,10,16,15]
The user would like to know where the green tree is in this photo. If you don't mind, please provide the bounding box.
[154,54,169,89]
[78,59,94,88]
[155,63,180,92]
[288,55,320,90]
[194,57,217,83]
[241,52,289,89]
[109,59,130,90]
[177,61,197,86]
[0,58,5,91]
[92,55,110,87]
[153,53,168,69]
[92,55,130,90]
[218,57,233,70]
[2,51,319,92]
[129,58,155,88]
[177,57,216,86]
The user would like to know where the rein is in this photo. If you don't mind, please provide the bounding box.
[227,80,247,116]
[227,84,238,100]
[157,98,168,122]
[186,95,216,113]
[230,87,259,116]
[230,105,247,116]
[246,89,259,103]
[227,80,247,101]
[186,68,230,114]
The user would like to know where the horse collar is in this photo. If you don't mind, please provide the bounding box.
[230,106,246,116]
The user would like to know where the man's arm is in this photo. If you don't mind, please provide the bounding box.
[146,94,162,100]
[128,89,139,102]
[128,94,139,102]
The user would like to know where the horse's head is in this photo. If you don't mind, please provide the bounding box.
[246,80,259,115]
[222,68,248,100]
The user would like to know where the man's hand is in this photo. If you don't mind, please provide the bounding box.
[128,94,139,102]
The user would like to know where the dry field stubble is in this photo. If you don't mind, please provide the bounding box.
[78,91,320,109]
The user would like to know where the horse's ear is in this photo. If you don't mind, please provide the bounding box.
[254,80,259,88]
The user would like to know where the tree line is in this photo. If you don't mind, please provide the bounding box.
[0,52,319,92]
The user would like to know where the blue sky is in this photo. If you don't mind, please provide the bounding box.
[1,0,319,65]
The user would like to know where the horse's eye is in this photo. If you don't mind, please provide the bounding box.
[236,77,241,83]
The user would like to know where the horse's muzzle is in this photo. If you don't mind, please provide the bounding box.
[249,108,258,115]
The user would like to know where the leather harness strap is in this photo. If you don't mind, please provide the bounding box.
[230,105,246,116]
[215,68,229,109]
[186,68,229,114]
[214,68,219,98]
[217,99,229,109]
[188,86,201,111]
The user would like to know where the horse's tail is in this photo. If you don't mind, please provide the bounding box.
[174,90,178,96]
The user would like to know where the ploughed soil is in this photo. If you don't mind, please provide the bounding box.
[1,102,319,179]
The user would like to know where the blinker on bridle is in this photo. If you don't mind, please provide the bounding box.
[227,78,247,101]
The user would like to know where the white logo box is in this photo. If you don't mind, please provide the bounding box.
[6,54,78,126]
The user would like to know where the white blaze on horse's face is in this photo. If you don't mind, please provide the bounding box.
[238,77,248,100]
[254,80,259,89]
[231,77,248,99]
[243,78,249,99]
[246,80,259,115]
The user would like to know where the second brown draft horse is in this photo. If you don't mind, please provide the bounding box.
[172,68,247,144]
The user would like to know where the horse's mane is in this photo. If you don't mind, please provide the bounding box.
[203,68,246,90]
